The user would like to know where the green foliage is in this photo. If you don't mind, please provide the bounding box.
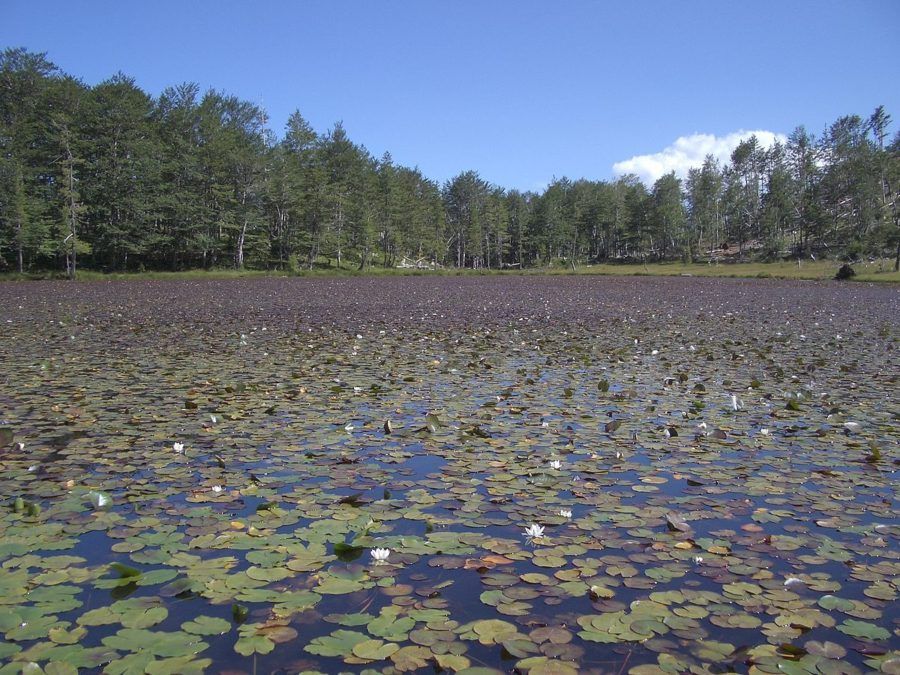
[0,278,897,670]
[1,48,897,274]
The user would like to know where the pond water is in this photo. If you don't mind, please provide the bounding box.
[0,276,897,674]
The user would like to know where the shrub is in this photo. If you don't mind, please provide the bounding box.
[834,263,856,280]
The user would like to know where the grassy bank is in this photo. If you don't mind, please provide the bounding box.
[2,259,898,283]
[565,259,900,283]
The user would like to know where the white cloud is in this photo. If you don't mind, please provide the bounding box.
[612,130,787,185]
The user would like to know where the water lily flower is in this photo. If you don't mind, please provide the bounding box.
[211,485,224,493]
[524,523,545,540]
[173,442,184,454]
[693,556,704,565]
[209,414,218,424]
[88,490,111,509]
[15,442,25,452]
[559,509,572,519]
[784,577,803,587]
[548,459,562,470]
[731,394,741,411]
[370,547,390,563]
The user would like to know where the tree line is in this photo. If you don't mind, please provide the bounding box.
[1,47,898,277]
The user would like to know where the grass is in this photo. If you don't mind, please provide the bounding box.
[2,259,898,283]
[564,259,900,283]
[0,268,287,282]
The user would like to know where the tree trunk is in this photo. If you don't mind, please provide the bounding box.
[235,220,247,269]
[16,220,23,274]
[335,200,343,269]
[67,162,77,281]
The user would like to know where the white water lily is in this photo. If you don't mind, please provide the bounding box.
[693,556,704,565]
[524,523,545,540]
[548,459,562,470]
[173,442,184,454]
[784,577,804,587]
[88,490,111,509]
[370,547,390,563]
[759,428,770,436]
[209,414,218,424]
[559,509,572,519]
[731,394,741,411]
[211,485,224,493]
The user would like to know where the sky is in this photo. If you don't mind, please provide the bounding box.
[3,1,899,191]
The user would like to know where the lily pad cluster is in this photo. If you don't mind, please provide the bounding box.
[0,276,897,673]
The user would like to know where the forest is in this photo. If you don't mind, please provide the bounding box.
[1,47,898,277]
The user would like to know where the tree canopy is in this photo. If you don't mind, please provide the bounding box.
[1,48,898,275]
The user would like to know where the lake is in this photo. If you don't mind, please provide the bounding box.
[0,276,897,674]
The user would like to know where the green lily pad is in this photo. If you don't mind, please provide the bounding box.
[181,616,231,636]
[352,639,400,661]
[471,619,519,644]
[102,629,208,658]
[305,630,368,657]
[836,619,891,641]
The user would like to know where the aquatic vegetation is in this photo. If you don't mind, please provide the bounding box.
[370,548,391,564]
[0,276,896,673]
[523,524,546,541]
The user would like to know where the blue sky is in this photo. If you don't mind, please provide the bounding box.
[3,1,899,191]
